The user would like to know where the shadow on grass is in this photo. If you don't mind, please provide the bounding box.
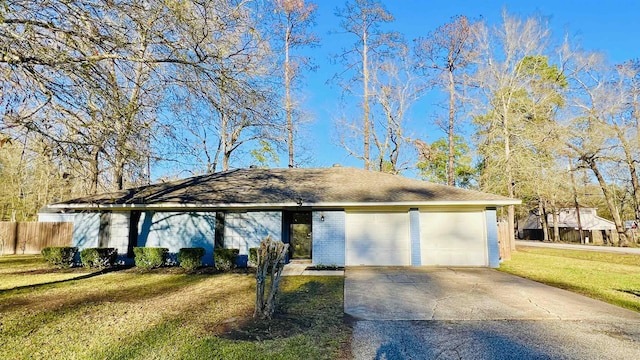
[617,289,640,298]
[0,269,218,336]
[2,272,351,359]
[0,266,133,293]
[218,277,347,342]
[3,278,245,351]
[2,267,89,276]
[90,284,252,360]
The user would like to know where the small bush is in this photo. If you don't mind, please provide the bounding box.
[178,247,205,271]
[214,248,239,271]
[80,248,118,268]
[41,246,78,268]
[133,247,168,270]
[248,247,260,267]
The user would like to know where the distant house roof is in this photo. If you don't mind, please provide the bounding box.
[521,207,616,231]
[46,167,520,211]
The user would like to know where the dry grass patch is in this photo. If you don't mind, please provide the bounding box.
[0,256,350,360]
[500,246,640,312]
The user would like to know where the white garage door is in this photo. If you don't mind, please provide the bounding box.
[346,212,410,266]
[420,211,487,266]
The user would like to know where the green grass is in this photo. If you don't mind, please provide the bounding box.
[0,254,96,289]
[500,246,640,312]
[0,255,351,360]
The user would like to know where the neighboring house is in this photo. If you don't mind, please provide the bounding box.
[37,211,75,223]
[519,207,617,244]
[41,167,520,267]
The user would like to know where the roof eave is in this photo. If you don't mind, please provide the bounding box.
[45,199,521,211]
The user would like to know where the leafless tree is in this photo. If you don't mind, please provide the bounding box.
[271,0,319,168]
[415,15,479,186]
[563,50,636,245]
[470,11,554,248]
[369,42,427,173]
[334,0,397,170]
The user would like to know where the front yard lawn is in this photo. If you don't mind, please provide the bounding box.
[0,255,95,290]
[0,255,351,360]
[499,246,640,312]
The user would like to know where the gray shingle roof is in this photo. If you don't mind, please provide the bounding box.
[50,167,519,210]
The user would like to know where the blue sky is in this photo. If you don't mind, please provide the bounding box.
[283,0,640,171]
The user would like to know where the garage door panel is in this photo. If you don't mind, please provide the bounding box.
[347,249,409,266]
[422,249,485,266]
[420,211,487,266]
[346,212,410,266]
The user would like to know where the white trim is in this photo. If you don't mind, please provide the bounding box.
[47,199,521,211]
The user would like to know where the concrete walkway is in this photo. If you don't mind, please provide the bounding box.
[346,267,640,359]
[281,262,344,276]
[517,239,640,254]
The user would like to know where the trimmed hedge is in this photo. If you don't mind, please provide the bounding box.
[214,248,239,271]
[248,247,259,268]
[133,247,168,270]
[178,247,205,271]
[80,248,118,268]
[41,246,78,268]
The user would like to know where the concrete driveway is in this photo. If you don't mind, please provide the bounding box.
[346,267,640,359]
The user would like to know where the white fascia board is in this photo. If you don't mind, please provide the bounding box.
[47,199,521,211]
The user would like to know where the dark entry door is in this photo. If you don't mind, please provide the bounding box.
[290,212,312,259]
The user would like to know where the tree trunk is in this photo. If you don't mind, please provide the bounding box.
[503,112,516,251]
[220,111,229,171]
[631,164,640,225]
[568,157,585,244]
[114,154,125,191]
[89,146,100,195]
[223,151,230,172]
[551,203,560,242]
[362,15,370,170]
[285,23,294,168]
[538,199,549,241]
[584,155,629,246]
[210,139,222,174]
[617,128,640,224]
[447,64,455,186]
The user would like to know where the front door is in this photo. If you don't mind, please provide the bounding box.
[289,212,312,259]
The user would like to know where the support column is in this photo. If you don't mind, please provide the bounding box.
[486,208,500,268]
[410,208,421,266]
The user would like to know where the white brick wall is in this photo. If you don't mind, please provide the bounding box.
[224,211,282,255]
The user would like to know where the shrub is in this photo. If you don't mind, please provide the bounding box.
[248,247,259,268]
[41,246,78,268]
[254,236,289,319]
[214,248,239,271]
[178,247,205,271]
[133,247,168,270]
[80,248,118,268]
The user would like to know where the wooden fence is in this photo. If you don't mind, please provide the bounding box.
[497,220,511,261]
[0,222,73,255]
